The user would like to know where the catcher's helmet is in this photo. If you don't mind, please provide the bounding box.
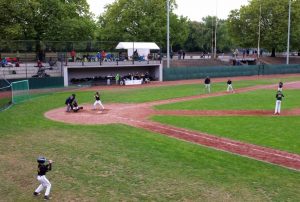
[37,156,46,163]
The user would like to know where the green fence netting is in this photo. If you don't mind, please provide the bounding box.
[163,64,300,81]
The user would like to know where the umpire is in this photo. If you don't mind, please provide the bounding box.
[65,94,75,112]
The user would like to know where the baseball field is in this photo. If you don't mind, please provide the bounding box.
[0,74,300,201]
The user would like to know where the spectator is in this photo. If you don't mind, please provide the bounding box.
[178,50,182,60]
[48,57,56,68]
[101,50,106,61]
[37,50,45,61]
[133,49,139,61]
[15,60,20,67]
[96,52,101,62]
[35,60,44,69]
[115,73,120,85]
[70,49,76,62]
[1,58,7,67]
[182,50,186,59]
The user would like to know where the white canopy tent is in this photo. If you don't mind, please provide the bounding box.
[115,42,160,60]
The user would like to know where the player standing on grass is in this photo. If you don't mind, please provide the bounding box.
[227,79,234,93]
[278,81,283,91]
[33,157,53,200]
[204,76,211,93]
[93,91,105,110]
[274,90,284,115]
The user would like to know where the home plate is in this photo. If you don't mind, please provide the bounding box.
[97,111,103,114]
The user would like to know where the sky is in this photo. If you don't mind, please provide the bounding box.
[87,0,249,21]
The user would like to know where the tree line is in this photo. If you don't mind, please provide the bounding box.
[0,0,299,55]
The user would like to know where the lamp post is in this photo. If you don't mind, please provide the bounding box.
[167,0,170,68]
[257,3,261,59]
[214,0,218,59]
[286,0,291,64]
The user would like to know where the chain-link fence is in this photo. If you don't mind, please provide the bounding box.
[0,77,12,111]
[0,40,162,80]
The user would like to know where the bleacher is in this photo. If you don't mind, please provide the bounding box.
[0,51,63,79]
[163,58,230,67]
[260,56,300,65]
[0,63,62,79]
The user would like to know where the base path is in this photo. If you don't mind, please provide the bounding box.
[45,81,300,171]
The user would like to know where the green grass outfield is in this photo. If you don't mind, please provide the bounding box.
[155,89,300,110]
[0,76,300,201]
[74,76,300,104]
[153,89,300,154]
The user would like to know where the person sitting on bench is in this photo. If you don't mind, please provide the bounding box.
[35,60,44,69]
[48,57,56,69]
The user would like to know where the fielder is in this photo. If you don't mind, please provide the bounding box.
[93,91,105,110]
[227,79,234,93]
[278,81,283,92]
[274,90,284,115]
[204,76,211,93]
[72,99,83,112]
[33,156,53,200]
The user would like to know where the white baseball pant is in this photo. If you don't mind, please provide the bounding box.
[227,84,234,92]
[94,100,104,110]
[275,100,281,114]
[35,175,51,196]
[205,84,211,93]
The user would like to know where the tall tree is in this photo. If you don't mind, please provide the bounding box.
[184,17,232,53]
[184,21,206,52]
[97,0,189,49]
[228,0,300,57]
[0,0,96,42]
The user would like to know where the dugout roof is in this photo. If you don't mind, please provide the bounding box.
[116,42,160,59]
[116,42,160,50]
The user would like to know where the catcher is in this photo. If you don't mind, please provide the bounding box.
[72,99,83,112]
[33,156,53,200]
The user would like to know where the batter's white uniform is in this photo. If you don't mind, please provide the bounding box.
[94,94,104,110]
[35,175,51,196]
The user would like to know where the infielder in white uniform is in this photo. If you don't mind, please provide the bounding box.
[278,81,283,92]
[204,76,211,93]
[274,91,284,115]
[33,157,53,200]
[93,91,105,110]
[227,79,234,93]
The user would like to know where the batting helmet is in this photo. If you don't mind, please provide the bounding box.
[37,156,46,163]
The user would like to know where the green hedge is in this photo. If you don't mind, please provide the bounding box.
[163,64,300,81]
[7,77,64,89]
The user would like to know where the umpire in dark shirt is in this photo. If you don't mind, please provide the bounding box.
[65,94,75,112]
